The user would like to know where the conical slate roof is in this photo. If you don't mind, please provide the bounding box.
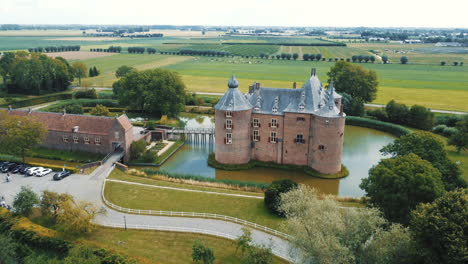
[215,75,252,111]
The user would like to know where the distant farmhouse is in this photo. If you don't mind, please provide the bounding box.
[1,108,135,162]
[214,69,345,174]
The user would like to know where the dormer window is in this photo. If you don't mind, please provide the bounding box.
[299,104,305,110]
[272,107,278,113]
[254,106,260,112]
[329,105,334,110]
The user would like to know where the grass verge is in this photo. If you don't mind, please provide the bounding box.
[104,181,284,230]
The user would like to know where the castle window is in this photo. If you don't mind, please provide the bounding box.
[253,118,259,128]
[225,133,232,144]
[62,136,68,143]
[297,117,305,122]
[225,111,232,117]
[269,131,277,143]
[295,134,305,144]
[84,136,90,144]
[270,118,278,128]
[95,137,101,145]
[253,130,260,141]
[225,119,232,129]
[318,144,326,151]
[326,120,330,127]
[73,136,79,144]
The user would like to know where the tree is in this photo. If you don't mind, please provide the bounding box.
[115,65,135,78]
[56,199,97,235]
[89,104,110,117]
[385,100,409,124]
[63,246,101,264]
[264,179,298,217]
[280,185,416,264]
[192,240,215,264]
[13,186,40,217]
[408,105,434,130]
[381,131,466,191]
[92,66,99,76]
[292,53,298,60]
[113,69,186,117]
[130,140,148,160]
[241,244,273,264]
[400,56,408,64]
[0,52,16,83]
[235,227,252,256]
[88,67,94,77]
[448,115,468,153]
[381,55,388,64]
[0,113,47,162]
[0,234,18,264]
[327,61,378,103]
[315,53,322,61]
[64,103,84,114]
[410,189,467,264]
[370,56,375,63]
[40,191,73,221]
[441,61,446,66]
[453,61,459,66]
[302,53,310,61]
[360,154,445,225]
[72,61,87,86]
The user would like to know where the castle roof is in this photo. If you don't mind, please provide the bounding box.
[215,75,252,111]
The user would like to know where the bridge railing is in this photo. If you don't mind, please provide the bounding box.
[169,127,215,134]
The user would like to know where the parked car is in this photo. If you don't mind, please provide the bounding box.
[34,168,52,177]
[10,164,25,173]
[19,166,31,175]
[53,170,71,181]
[0,162,10,169]
[26,167,42,176]
[1,163,17,173]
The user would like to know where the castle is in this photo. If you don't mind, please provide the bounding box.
[214,68,346,174]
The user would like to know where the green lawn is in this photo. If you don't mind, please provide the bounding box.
[104,181,284,230]
[29,147,105,163]
[85,227,288,264]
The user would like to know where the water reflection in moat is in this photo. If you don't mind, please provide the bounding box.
[159,114,395,197]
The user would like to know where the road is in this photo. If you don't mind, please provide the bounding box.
[0,155,294,262]
[72,87,466,115]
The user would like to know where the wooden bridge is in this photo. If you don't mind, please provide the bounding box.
[166,127,215,144]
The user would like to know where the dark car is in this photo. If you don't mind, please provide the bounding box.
[10,164,25,173]
[1,163,17,173]
[19,166,31,175]
[53,170,71,181]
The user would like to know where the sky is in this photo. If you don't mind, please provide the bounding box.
[0,0,467,28]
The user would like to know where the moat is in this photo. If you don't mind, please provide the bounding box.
[158,113,395,197]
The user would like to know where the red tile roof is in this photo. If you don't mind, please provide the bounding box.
[2,109,133,136]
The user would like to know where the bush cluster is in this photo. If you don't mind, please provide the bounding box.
[264,180,298,217]
[432,125,459,137]
[74,88,97,99]
[127,47,145,54]
[179,49,231,57]
[345,116,411,137]
[0,93,73,108]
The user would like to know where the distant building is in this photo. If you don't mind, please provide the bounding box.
[435,42,463,47]
[2,108,135,162]
[214,69,346,174]
[403,39,422,44]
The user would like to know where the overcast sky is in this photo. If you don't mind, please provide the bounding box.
[0,0,467,28]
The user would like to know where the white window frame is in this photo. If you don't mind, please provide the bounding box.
[299,104,305,110]
[62,136,68,143]
[226,111,232,117]
[95,137,101,145]
[296,134,304,144]
[253,118,259,127]
[226,133,232,144]
[84,136,90,144]
[73,135,79,144]
[270,131,277,143]
[253,130,259,141]
[226,119,232,129]
[271,118,277,128]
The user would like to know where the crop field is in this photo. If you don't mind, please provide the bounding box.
[279,46,375,59]
[45,51,116,60]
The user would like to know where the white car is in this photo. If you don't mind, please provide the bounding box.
[35,168,52,177]
[26,167,43,176]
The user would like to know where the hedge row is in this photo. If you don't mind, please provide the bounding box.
[0,154,79,173]
[346,116,411,137]
[207,153,349,179]
[0,93,73,108]
[142,169,271,190]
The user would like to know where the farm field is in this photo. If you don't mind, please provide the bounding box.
[78,54,468,111]
[279,45,375,59]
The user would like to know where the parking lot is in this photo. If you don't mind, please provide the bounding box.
[0,169,105,208]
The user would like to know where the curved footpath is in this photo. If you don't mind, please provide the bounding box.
[0,153,294,262]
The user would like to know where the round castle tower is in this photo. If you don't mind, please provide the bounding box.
[214,75,252,164]
[309,80,346,174]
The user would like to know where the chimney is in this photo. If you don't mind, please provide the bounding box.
[311,68,316,76]
[293,82,297,89]
[62,108,66,115]
[28,108,32,114]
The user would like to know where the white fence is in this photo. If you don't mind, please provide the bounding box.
[99,222,294,262]
[101,182,292,240]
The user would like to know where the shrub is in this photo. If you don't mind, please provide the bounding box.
[264,180,298,217]
[366,108,388,121]
[140,150,158,163]
[432,124,447,135]
[0,94,73,108]
[13,187,39,217]
[345,116,411,137]
[442,127,459,137]
[435,115,462,127]
[130,140,147,161]
[64,103,84,114]
[74,89,97,99]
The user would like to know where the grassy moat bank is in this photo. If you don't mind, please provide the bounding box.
[207,153,349,179]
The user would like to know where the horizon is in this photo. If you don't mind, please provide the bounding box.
[1,0,467,28]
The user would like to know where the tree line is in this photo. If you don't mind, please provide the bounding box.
[90,45,122,53]
[179,49,231,57]
[27,45,81,53]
